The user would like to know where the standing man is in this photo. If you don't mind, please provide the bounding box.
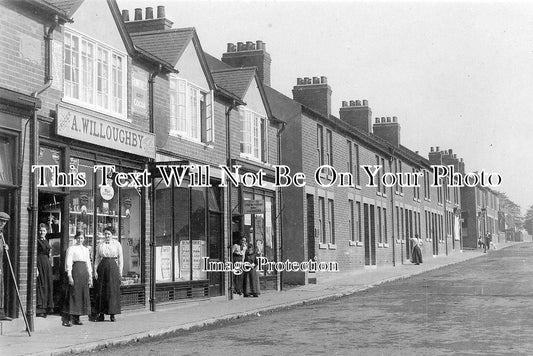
[0,212,10,320]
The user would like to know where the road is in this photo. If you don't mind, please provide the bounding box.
[85,244,533,355]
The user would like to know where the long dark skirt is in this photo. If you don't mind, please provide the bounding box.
[411,245,423,264]
[244,269,260,296]
[233,273,244,295]
[65,262,91,316]
[95,258,121,315]
[36,254,54,313]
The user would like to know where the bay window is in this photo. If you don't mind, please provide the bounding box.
[169,76,214,143]
[240,108,267,162]
[64,29,127,118]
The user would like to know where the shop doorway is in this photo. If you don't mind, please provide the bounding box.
[0,187,16,318]
[38,192,67,312]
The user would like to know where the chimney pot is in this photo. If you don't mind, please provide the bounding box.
[246,41,254,50]
[362,99,368,106]
[453,154,457,158]
[122,9,130,22]
[237,42,245,51]
[436,146,440,152]
[305,77,311,84]
[375,118,380,124]
[355,100,361,106]
[342,101,348,107]
[145,7,153,19]
[449,149,453,154]
[256,40,263,50]
[393,116,397,122]
[430,147,434,152]
[312,77,320,84]
[320,76,327,84]
[227,43,233,52]
[386,117,391,123]
[349,100,356,106]
[157,6,165,18]
[134,8,142,20]
[297,78,303,85]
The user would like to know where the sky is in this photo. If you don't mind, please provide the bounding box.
[118,0,533,213]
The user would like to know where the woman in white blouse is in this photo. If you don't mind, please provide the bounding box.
[63,231,92,327]
[94,226,123,322]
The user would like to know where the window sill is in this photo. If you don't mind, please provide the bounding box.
[239,153,266,164]
[328,243,337,250]
[349,240,357,246]
[355,185,362,190]
[62,97,129,122]
[169,130,213,148]
[384,243,390,248]
[318,243,328,249]
[378,242,384,248]
[376,191,382,197]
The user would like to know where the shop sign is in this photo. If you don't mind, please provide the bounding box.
[132,67,148,116]
[243,200,264,215]
[56,104,155,158]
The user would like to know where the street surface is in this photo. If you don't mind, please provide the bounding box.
[85,244,533,356]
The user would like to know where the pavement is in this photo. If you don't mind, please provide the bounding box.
[0,242,520,356]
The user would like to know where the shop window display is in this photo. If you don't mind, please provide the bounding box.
[68,158,141,285]
[154,179,214,283]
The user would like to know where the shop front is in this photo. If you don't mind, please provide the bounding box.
[37,103,155,311]
[152,159,225,303]
[0,88,41,320]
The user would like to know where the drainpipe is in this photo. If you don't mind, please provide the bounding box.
[225,99,238,300]
[276,121,286,290]
[148,65,161,312]
[388,156,395,267]
[27,15,58,332]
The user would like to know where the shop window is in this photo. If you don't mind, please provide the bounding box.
[64,29,127,119]
[240,108,267,162]
[68,158,142,285]
[169,76,214,143]
[0,136,15,186]
[155,180,217,282]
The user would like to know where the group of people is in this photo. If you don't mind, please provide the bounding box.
[232,236,261,298]
[36,224,123,327]
[478,233,493,253]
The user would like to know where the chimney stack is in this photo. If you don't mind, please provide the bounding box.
[373,114,401,146]
[124,6,174,33]
[145,7,153,20]
[122,9,129,22]
[339,99,372,133]
[222,40,272,86]
[292,76,332,117]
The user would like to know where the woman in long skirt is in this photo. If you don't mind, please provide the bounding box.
[243,243,260,297]
[231,236,247,295]
[36,223,54,317]
[94,226,123,322]
[410,234,423,265]
[63,231,92,327]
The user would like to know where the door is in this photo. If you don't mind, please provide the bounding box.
[364,203,370,266]
[0,187,16,318]
[38,192,67,312]
[306,194,315,261]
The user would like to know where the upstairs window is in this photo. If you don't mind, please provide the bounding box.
[64,29,127,119]
[169,76,214,143]
[240,108,267,162]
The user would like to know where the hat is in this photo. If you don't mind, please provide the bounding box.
[0,212,10,221]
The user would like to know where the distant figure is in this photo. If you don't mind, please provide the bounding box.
[410,234,423,265]
[243,243,261,297]
[231,236,247,295]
